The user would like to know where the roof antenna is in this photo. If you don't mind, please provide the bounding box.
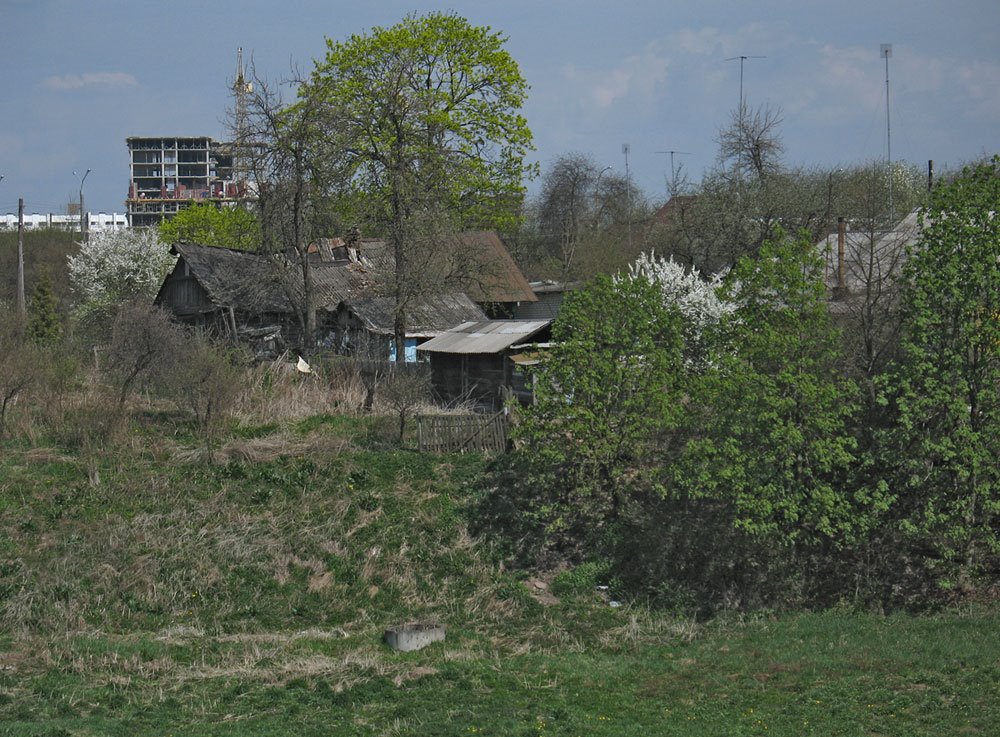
[656,150,691,196]
[725,55,766,115]
[881,43,894,223]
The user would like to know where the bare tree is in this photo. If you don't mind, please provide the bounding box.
[165,334,243,462]
[538,153,600,277]
[236,62,345,348]
[0,315,35,436]
[718,103,785,181]
[532,153,647,279]
[105,302,184,407]
[828,163,927,400]
[379,366,432,443]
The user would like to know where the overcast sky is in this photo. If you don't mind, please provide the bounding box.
[1,0,997,216]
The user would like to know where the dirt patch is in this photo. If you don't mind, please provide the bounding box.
[393,666,439,687]
[524,578,560,606]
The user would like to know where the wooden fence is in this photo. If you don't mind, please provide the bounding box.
[417,411,509,454]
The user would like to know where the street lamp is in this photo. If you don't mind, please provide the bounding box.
[74,168,91,238]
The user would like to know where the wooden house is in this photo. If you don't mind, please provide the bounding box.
[512,280,582,321]
[155,231,533,359]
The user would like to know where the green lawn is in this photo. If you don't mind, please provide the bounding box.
[1,418,997,735]
[2,609,997,736]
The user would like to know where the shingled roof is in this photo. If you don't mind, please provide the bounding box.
[158,242,378,313]
[341,294,487,338]
[160,242,290,312]
[158,230,534,316]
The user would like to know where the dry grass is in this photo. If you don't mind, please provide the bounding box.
[22,447,75,464]
[172,430,352,465]
[234,360,367,426]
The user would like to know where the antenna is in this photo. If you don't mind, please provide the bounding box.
[656,150,691,195]
[881,43,893,223]
[622,143,632,251]
[725,55,766,113]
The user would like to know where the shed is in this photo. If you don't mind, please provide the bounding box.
[416,320,551,410]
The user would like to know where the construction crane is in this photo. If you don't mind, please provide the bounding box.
[232,47,253,188]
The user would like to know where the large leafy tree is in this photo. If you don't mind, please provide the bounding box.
[306,12,534,355]
[886,156,1000,580]
[678,232,862,546]
[158,203,259,252]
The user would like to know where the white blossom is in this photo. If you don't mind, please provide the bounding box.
[68,228,175,309]
[622,251,735,366]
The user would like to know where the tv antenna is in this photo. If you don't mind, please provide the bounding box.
[656,150,691,195]
[725,55,766,113]
[881,43,893,223]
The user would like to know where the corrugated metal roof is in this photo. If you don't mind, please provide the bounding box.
[416,320,551,354]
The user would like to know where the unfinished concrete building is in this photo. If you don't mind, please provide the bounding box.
[126,136,247,227]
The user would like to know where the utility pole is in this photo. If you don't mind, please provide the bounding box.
[17,198,26,322]
[881,43,893,223]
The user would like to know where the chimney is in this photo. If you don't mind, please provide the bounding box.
[928,159,934,192]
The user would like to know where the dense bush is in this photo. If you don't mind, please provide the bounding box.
[480,160,1000,612]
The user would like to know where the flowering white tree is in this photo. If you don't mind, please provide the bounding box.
[69,228,174,341]
[68,229,175,320]
[624,251,734,367]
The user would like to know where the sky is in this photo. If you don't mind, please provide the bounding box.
[1,0,998,216]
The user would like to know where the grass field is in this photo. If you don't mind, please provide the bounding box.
[2,411,997,736]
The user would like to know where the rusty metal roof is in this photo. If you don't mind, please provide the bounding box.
[416,320,551,354]
[452,231,537,304]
